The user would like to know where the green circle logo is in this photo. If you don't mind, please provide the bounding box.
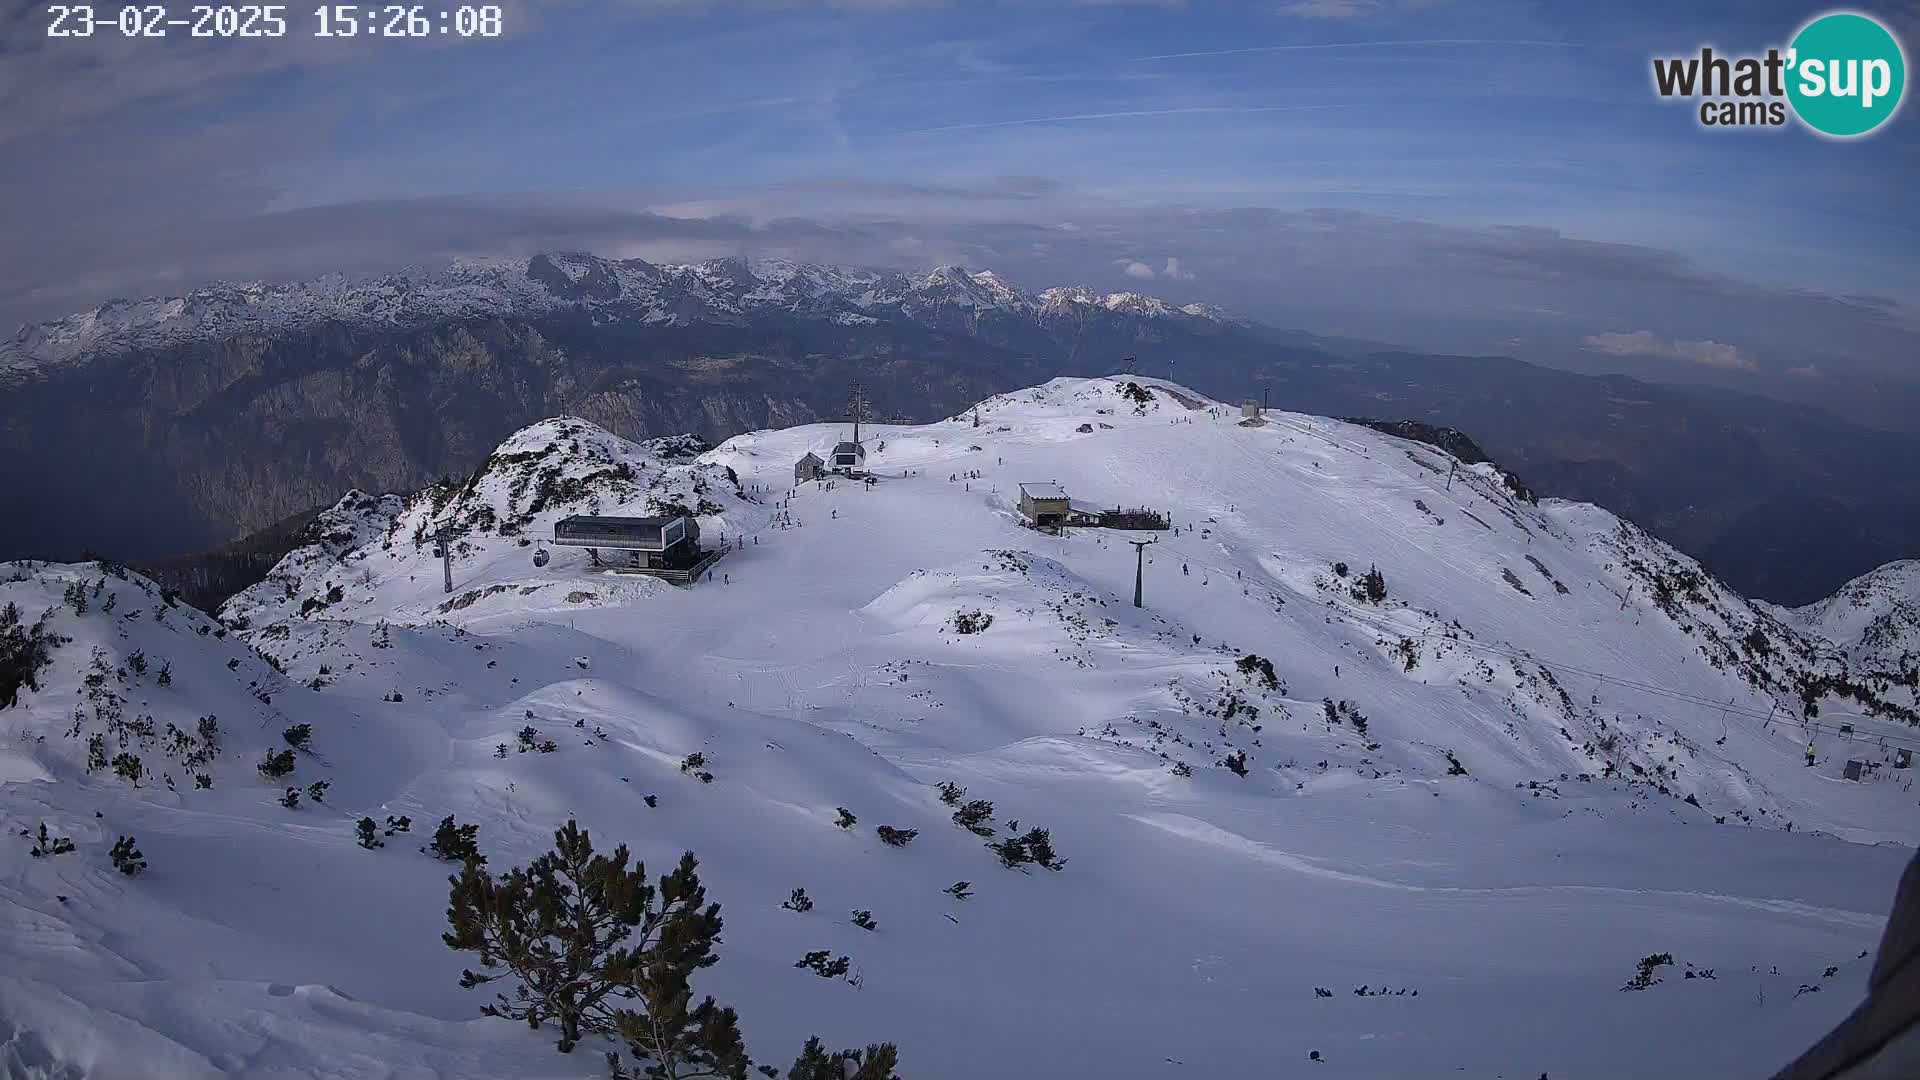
[1786,11,1907,137]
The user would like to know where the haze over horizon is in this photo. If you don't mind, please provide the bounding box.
[5,0,1918,418]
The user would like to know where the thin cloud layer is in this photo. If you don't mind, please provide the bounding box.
[1583,330,1756,372]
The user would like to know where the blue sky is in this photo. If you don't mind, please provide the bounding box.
[3,0,1917,405]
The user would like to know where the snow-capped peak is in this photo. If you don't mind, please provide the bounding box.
[1,255,1229,375]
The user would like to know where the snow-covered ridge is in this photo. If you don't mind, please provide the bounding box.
[3,375,1916,1080]
[0,255,1233,374]
[1777,559,1920,669]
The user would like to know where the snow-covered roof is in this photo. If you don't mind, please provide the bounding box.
[1021,481,1068,500]
[796,451,823,464]
[1068,499,1106,515]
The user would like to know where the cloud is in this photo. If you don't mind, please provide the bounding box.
[4,186,1915,405]
[1785,364,1823,379]
[1274,0,1453,19]
[1277,0,1381,17]
[1116,257,1193,280]
[1582,330,1756,372]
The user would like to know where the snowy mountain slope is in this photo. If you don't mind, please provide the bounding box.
[1775,560,1920,673]
[0,255,1229,378]
[2,377,1917,1080]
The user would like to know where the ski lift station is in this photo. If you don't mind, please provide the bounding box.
[549,513,725,586]
[831,440,867,475]
[1018,482,1071,528]
[1019,481,1170,533]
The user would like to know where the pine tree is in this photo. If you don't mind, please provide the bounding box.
[943,881,973,900]
[1016,827,1067,871]
[282,723,313,751]
[356,816,383,848]
[306,780,331,804]
[426,814,485,864]
[781,888,814,913]
[875,826,917,847]
[280,787,302,809]
[444,820,718,1053]
[935,780,965,806]
[834,808,857,830]
[786,1039,902,1080]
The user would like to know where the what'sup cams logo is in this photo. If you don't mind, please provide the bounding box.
[1652,10,1907,137]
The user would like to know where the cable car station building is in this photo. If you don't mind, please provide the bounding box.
[551,513,725,585]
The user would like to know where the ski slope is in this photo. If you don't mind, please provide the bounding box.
[2,376,1915,1079]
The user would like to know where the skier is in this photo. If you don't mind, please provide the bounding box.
[1806,741,1817,768]
[1182,562,1189,576]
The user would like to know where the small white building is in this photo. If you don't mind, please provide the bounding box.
[1018,482,1071,527]
[794,451,824,484]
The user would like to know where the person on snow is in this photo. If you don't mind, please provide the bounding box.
[1182,562,1189,576]
[1806,742,1817,767]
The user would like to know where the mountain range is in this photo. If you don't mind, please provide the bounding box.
[1,376,1915,1078]
[3,253,1914,606]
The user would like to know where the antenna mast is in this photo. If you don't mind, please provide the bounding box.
[846,381,872,444]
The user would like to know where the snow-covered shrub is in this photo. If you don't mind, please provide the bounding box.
[951,799,994,837]
[1235,653,1279,691]
[355,817,383,849]
[1621,952,1674,991]
[258,749,296,779]
[875,826,918,847]
[28,823,75,857]
[795,951,850,979]
[110,836,145,876]
[948,610,994,635]
[1352,565,1387,605]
